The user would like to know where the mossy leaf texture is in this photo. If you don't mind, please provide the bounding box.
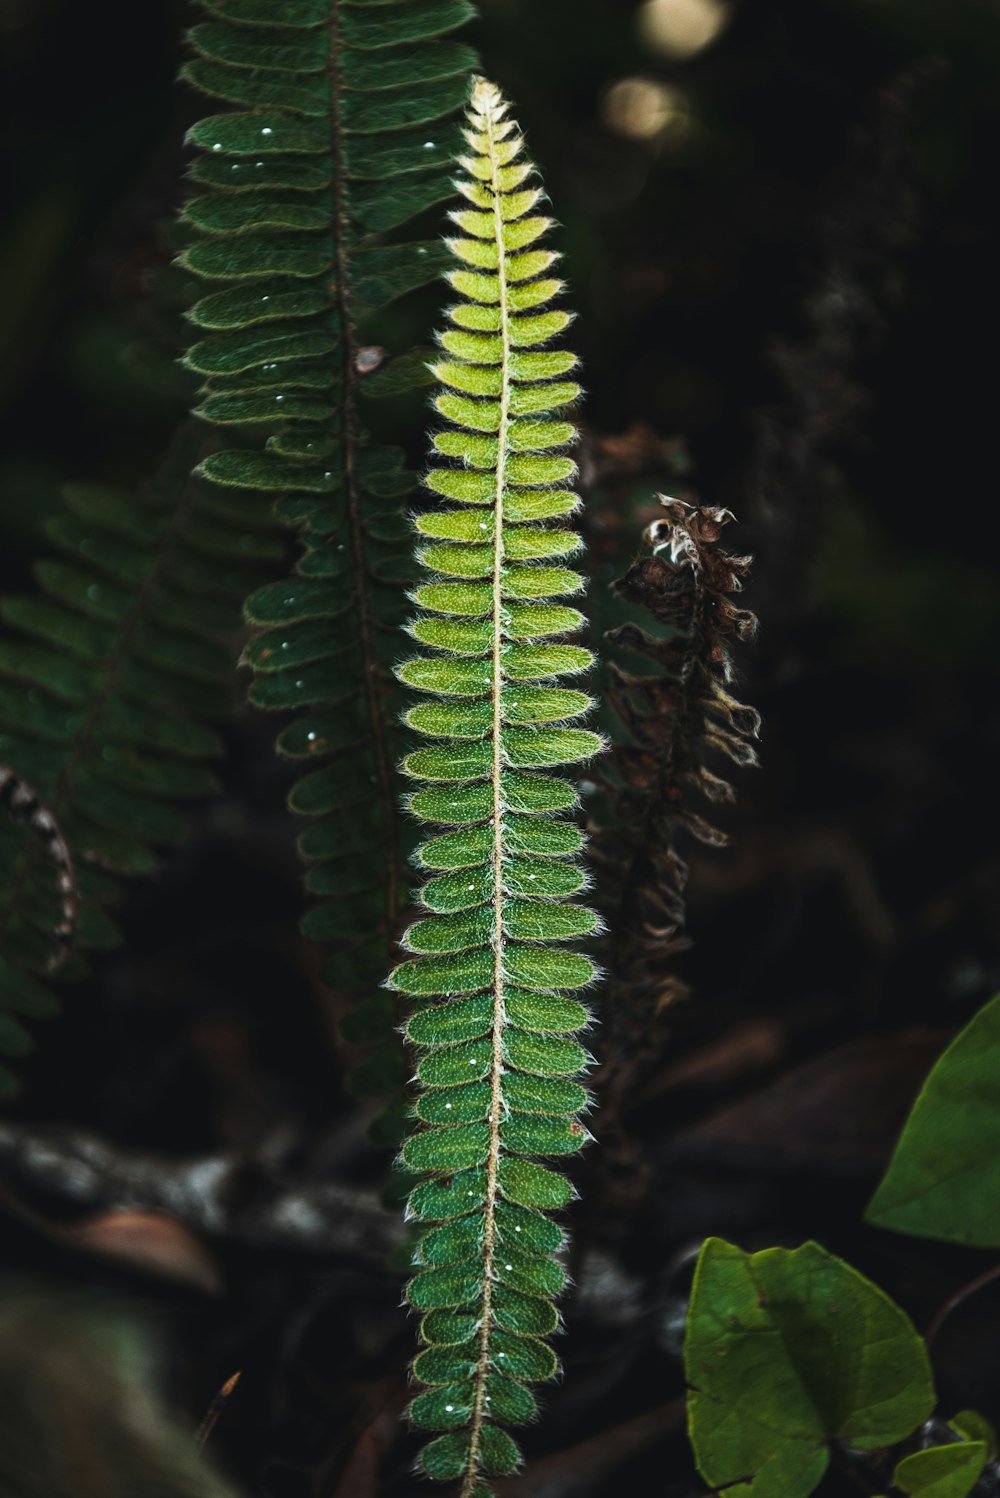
[182,0,478,1128]
[684,1238,934,1498]
[392,79,601,1494]
[866,991,1000,1247]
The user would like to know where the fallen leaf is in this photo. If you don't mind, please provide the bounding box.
[60,1211,222,1294]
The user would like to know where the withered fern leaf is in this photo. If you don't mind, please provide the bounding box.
[390,79,603,1494]
[595,498,759,1101]
[0,767,78,976]
[180,0,478,1134]
[0,427,279,1095]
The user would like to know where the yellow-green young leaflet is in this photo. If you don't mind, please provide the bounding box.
[392,78,604,1495]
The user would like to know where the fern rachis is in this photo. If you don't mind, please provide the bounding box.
[392,79,603,1494]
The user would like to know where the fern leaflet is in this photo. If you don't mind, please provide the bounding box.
[391,79,603,1493]
[180,0,478,1131]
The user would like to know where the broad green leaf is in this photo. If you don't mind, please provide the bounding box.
[685,1239,935,1498]
[866,993,1000,1246]
[948,1411,996,1458]
[893,1442,986,1497]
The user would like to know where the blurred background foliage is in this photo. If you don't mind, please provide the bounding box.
[2,1,1000,1495]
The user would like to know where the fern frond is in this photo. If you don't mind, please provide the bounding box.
[391,78,603,1494]
[180,0,478,1128]
[0,427,279,1095]
[596,498,759,1098]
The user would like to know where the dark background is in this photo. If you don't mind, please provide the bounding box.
[2,1,1000,1494]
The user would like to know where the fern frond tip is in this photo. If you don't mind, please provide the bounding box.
[468,76,508,121]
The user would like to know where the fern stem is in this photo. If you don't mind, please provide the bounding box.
[465,78,514,1498]
[327,0,402,933]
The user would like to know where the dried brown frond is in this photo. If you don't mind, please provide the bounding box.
[593,498,760,1124]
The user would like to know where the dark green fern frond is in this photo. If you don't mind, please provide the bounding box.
[596,498,759,1115]
[390,78,603,1494]
[180,0,478,1130]
[0,427,281,1095]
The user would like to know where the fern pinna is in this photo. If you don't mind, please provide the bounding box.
[180,0,477,1128]
[391,80,603,1492]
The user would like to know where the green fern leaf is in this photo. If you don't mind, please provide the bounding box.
[393,78,602,1493]
[0,427,279,1095]
[181,0,478,1131]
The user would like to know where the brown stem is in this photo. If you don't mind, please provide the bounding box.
[195,1370,242,1446]
[926,1261,1000,1350]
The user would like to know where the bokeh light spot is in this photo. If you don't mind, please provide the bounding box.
[603,78,693,141]
[637,0,731,59]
